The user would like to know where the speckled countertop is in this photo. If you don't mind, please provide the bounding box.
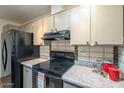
[21,56,50,68]
[62,65,124,88]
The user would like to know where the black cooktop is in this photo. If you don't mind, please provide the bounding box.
[33,58,74,77]
[33,51,75,77]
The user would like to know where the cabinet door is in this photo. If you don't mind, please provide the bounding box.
[20,23,33,32]
[43,16,54,34]
[54,10,70,31]
[91,5,123,45]
[70,6,90,45]
[25,23,34,33]
[23,66,32,88]
[63,82,80,88]
[32,19,43,45]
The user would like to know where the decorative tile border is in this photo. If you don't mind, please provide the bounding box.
[78,46,114,63]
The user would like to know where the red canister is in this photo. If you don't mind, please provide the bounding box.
[103,63,116,73]
[108,67,120,81]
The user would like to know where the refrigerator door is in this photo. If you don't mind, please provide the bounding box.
[1,31,12,78]
[12,31,34,88]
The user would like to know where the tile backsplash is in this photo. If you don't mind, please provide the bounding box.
[40,40,75,57]
[118,47,124,66]
[51,40,114,63]
[40,40,124,65]
[118,47,124,74]
[39,39,124,70]
[40,45,50,57]
[51,40,75,52]
[78,46,114,63]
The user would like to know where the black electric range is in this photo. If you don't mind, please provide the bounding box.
[33,58,74,77]
[32,51,75,88]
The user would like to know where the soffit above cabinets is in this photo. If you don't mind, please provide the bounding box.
[0,5,51,24]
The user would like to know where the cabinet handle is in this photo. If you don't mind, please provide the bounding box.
[95,41,98,45]
[51,29,53,32]
[55,29,57,32]
[86,42,89,45]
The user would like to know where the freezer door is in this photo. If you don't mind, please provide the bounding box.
[1,31,12,78]
[15,31,33,59]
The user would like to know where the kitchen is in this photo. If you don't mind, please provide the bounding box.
[0,5,124,88]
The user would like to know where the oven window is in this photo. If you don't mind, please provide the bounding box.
[46,77,63,88]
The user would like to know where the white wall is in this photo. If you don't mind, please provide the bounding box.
[0,19,20,78]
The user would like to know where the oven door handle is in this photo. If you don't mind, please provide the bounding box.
[46,74,61,80]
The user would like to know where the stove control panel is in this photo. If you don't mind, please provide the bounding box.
[50,51,75,60]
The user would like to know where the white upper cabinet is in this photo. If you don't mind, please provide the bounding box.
[19,19,43,45]
[32,19,43,45]
[54,10,70,31]
[43,16,54,34]
[70,6,90,45]
[91,5,123,45]
[20,23,33,33]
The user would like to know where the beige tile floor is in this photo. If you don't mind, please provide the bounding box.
[0,75,11,88]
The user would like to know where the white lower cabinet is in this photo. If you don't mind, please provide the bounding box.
[63,81,80,88]
[23,66,32,88]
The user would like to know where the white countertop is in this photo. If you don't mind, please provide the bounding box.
[21,56,50,68]
[62,65,124,88]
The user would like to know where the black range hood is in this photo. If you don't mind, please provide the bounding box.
[42,30,70,40]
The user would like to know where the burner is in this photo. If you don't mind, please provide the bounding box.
[60,63,67,67]
[54,67,62,71]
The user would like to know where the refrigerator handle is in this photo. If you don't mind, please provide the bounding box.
[2,40,8,71]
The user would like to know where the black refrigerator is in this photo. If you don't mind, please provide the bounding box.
[1,29,40,88]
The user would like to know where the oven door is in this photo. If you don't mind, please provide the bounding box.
[45,74,63,88]
[33,69,63,88]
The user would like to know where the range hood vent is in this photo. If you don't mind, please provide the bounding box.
[42,30,70,40]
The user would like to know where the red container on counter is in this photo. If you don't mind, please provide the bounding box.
[103,63,116,73]
[108,67,120,81]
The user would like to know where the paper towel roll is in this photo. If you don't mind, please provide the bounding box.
[120,62,124,73]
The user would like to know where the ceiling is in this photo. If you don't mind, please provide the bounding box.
[0,5,51,24]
